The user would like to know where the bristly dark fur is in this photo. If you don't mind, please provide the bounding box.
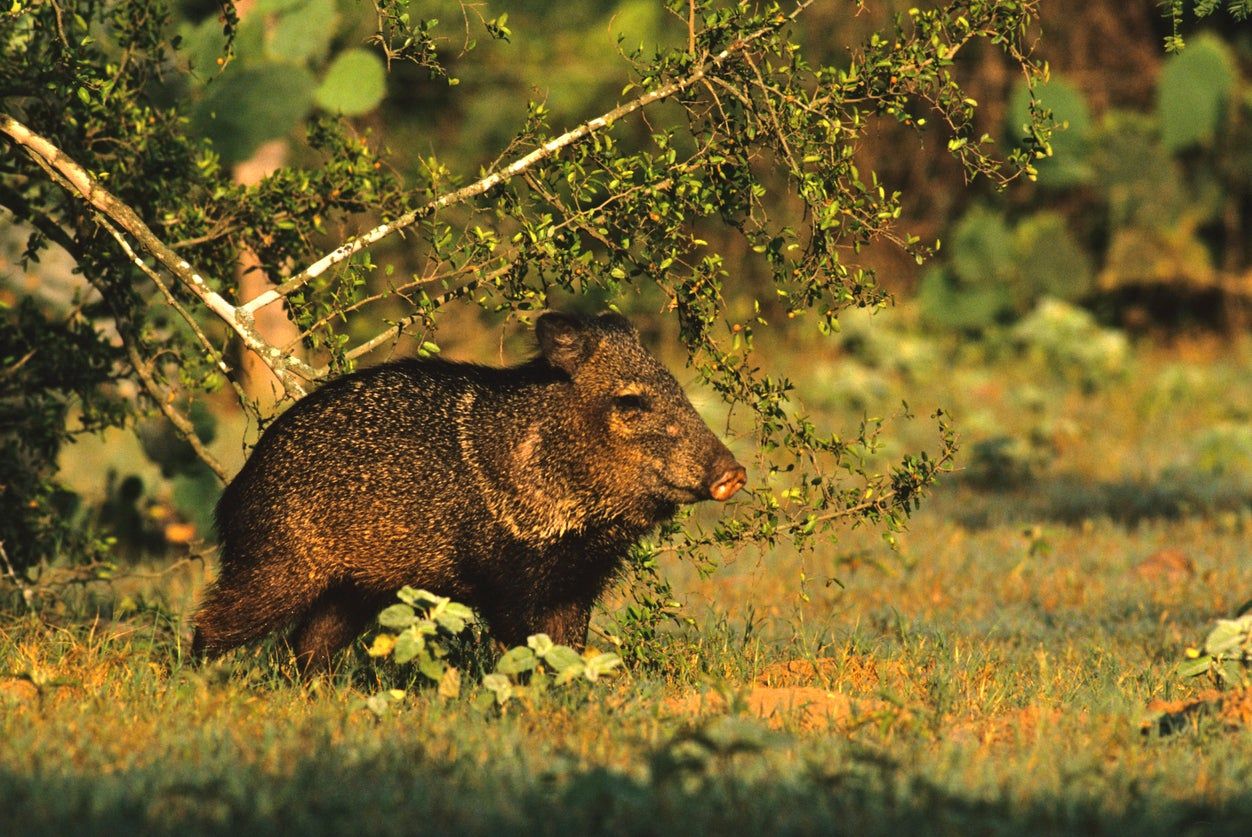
[192,312,744,672]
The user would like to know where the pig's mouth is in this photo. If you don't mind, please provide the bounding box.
[660,482,707,504]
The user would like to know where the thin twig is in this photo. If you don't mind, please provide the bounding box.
[0,541,34,610]
[90,216,229,480]
[688,0,697,55]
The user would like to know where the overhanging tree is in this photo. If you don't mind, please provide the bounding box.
[2,0,1050,632]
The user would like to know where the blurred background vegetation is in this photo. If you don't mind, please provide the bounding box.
[2,0,1250,584]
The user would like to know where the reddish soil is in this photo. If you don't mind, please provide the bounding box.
[663,685,898,732]
[1132,548,1196,583]
[0,677,38,704]
[1146,687,1252,734]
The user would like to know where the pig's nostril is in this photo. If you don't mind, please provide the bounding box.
[709,464,746,502]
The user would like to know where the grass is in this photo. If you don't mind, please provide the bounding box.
[4,314,1252,835]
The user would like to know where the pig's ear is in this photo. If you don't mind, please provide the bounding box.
[536,312,595,375]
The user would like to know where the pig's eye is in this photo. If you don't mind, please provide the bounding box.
[614,393,649,412]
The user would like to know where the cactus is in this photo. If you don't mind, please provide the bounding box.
[315,49,388,116]
[181,1,386,163]
[1158,34,1237,152]
[920,208,1092,331]
[1008,76,1093,188]
[1091,111,1192,231]
[1013,212,1094,304]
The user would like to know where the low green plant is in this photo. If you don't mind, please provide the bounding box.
[1010,298,1129,390]
[1187,423,1252,477]
[964,434,1055,489]
[1178,613,1252,687]
[364,587,623,715]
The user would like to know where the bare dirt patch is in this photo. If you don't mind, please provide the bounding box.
[1132,548,1196,583]
[1146,687,1252,735]
[0,677,38,705]
[753,656,918,696]
[664,685,901,732]
[663,655,921,732]
[754,657,842,687]
[949,705,1070,746]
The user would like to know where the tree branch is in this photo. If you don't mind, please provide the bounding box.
[119,327,229,482]
[243,2,814,318]
[0,113,313,397]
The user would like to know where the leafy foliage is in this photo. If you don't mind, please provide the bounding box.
[1162,0,1252,52]
[1179,612,1252,686]
[1007,77,1092,188]
[365,588,622,713]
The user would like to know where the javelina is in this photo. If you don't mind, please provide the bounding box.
[192,312,746,672]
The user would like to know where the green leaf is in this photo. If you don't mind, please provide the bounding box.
[583,652,623,682]
[1177,655,1213,678]
[1204,615,1252,658]
[527,633,554,657]
[417,654,446,682]
[495,646,538,675]
[401,588,445,608]
[378,603,417,629]
[434,602,474,634]
[364,690,402,717]
[1158,34,1236,152]
[553,661,586,686]
[316,49,387,116]
[392,628,424,664]
[482,673,512,705]
[365,693,390,716]
[541,644,583,673]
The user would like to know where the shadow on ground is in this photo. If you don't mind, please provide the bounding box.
[943,472,1252,529]
[4,731,1251,836]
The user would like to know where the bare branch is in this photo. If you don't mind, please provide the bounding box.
[120,326,229,482]
[0,113,313,397]
[94,218,230,482]
[318,271,500,375]
[0,541,34,610]
[688,0,697,55]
